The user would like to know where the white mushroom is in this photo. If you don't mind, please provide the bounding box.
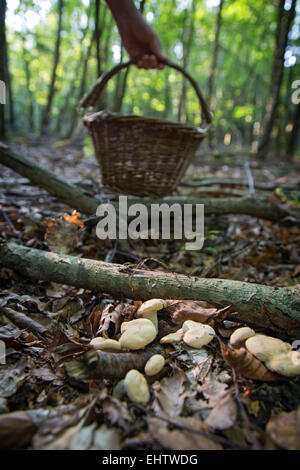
[119,318,157,350]
[245,334,291,363]
[230,327,256,348]
[183,323,215,349]
[160,329,184,344]
[121,318,154,333]
[144,354,165,376]
[89,337,121,351]
[124,369,150,404]
[182,320,204,332]
[243,334,300,378]
[136,299,166,331]
[266,351,300,377]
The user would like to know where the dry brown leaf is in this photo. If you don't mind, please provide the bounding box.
[63,211,84,228]
[205,388,237,430]
[266,408,300,450]
[97,303,123,339]
[0,358,29,398]
[197,372,229,406]
[164,300,219,325]
[164,300,232,326]
[220,341,285,381]
[101,396,132,431]
[0,411,36,449]
[147,417,223,450]
[151,365,189,418]
[87,303,102,337]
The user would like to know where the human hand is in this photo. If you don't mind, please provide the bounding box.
[119,16,167,69]
[105,0,167,69]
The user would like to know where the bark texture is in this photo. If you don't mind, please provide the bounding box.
[1,241,300,337]
[257,0,297,158]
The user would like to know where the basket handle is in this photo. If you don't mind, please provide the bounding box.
[79,59,212,126]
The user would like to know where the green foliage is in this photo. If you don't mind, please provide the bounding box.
[4,0,300,154]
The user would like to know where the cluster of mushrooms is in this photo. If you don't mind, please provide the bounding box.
[230,326,300,378]
[88,299,300,404]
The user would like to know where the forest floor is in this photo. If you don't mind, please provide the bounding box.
[0,138,300,450]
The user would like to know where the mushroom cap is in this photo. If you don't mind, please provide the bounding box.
[121,318,154,334]
[124,369,150,404]
[266,351,300,377]
[160,329,184,344]
[230,327,256,348]
[182,320,208,332]
[183,324,215,349]
[89,337,121,351]
[136,299,166,316]
[245,334,291,363]
[144,354,165,376]
[138,310,158,331]
[119,318,157,350]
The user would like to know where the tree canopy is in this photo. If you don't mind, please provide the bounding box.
[1,0,300,157]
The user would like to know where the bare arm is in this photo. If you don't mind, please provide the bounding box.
[105,0,167,69]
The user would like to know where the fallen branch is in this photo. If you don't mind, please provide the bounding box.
[1,240,300,337]
[181,177,300,191]
[0,142,99,215]
[0,143,297,222]
[65,345,163,382]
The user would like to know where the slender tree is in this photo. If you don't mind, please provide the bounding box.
[95,0,102,77]
[41,0,64,134]
[113,0,147,113]
[206,0,224,110]
[21,34,34,132]
[54,1,92,135]
[177,1,196,123]
[257,0,297,158]
[0,0,6,139]
[66,29,96,138]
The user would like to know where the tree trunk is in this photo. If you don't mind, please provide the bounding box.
[41,0,64,134]
[112,0,147,113]
[0,0,6,139]
[257,0,297,159]
[55,2,92,136]
[22,36,34,132]
[1,240,300,337]
[177,0,196,123]
[206,0,224,110]
[95,0,102,78]
[3,16,14,129]
[66,29,95,138]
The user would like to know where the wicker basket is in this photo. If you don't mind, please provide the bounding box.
[80,60,211,198]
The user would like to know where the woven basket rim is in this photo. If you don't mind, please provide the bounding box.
[83,110,207,136]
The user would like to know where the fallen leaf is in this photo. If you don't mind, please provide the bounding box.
[97,303,123,339]
[0,358,29,398]
[0,411,36,449]
[151,366,189,418]
[205,388,237,430]
[219,341,285,381]
[147,417,222,450]
[164,300,219,325]
[266,408,300,450]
